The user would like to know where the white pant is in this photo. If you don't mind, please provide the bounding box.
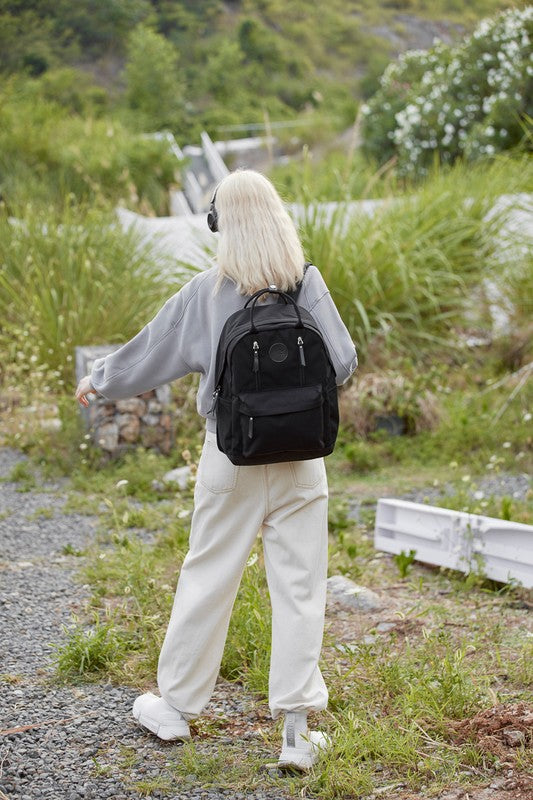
[157,430,329,720]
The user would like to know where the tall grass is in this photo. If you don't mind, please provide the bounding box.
[298,154,532,362]
[0,203,193,385]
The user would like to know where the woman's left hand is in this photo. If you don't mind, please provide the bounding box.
[75,375,96,407]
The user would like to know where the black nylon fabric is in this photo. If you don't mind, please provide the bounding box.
[213,285,339,465]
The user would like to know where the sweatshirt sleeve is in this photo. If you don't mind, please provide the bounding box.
[303,267,358,386]
[89,279,204,400]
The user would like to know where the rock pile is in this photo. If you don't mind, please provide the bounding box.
[87,385,174,456]
[75,346,175,456]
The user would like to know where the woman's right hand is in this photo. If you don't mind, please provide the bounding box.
[75,375,96,408]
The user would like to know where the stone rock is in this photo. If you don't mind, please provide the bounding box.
[155,384,172,404]
[39,418,62,431]
[160,412,173,432]
[140,426,165,448]
[115,398,146,415]
[89,404,114,424]
[141,413,160,426]
[96,422,119,452]
[163,466,192,490]
[376,621,395,633]
[116,413,137,429]
[159,431,173,455]
[502,728,525,747]
[117,414,140,443]
[147,400,163,413]
[326,575,382,612]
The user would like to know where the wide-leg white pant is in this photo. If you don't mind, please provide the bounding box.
[157,430,329,721]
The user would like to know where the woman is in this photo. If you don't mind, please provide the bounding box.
[75,169,357,770]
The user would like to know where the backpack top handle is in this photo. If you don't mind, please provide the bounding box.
[244,287,304,332]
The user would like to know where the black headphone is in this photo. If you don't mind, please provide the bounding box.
[207,188,218,232]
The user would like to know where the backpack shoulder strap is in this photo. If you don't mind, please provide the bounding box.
[277,262,312,303]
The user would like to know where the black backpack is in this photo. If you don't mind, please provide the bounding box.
[211,269,339,465]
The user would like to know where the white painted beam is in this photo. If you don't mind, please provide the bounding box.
[374,498,533,588]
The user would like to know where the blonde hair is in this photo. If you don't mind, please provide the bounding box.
[214,170,305,295]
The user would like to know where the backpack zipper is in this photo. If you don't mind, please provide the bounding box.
[297,336,306,366]
[297,336,306,386]
[252,340,260,389]
[248,416,254,438]
[207,386,220,415]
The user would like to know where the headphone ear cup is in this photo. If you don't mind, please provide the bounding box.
[207,205,218,232]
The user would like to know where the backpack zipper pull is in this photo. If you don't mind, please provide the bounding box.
[297,336,306,366]
[207,386,220,414]
[253,340,259,372]
[248,416,254,438]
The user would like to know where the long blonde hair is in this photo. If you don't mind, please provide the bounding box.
[214,169,305,295]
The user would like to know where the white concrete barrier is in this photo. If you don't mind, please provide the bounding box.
[374,498,533,588]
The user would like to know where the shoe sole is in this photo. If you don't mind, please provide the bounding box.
[277,732,331,772]
[277,759,314,773]
[132,704,191,742]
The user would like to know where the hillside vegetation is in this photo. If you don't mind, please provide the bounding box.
[0,0,522,143]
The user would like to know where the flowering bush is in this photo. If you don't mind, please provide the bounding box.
[361,7,533,175]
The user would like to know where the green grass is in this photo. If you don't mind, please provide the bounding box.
[297,154,532,363]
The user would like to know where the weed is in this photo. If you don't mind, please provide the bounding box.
[0,673,23,685]
[27,506,54,520]
[394,549,417,579]
[61,543,85,557]
[54,612,129,679]
[344,440,379,473]
[7,461,36,489]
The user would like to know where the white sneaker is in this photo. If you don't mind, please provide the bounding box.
[132,692,191,741]
[278,712,331,771]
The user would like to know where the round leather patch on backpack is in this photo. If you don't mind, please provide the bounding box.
[269,342,288,363]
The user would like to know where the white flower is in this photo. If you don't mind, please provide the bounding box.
[523,412,532,422]
[474,490,484,500]
[502,441,511,448]
[246,553,259,567]
[115,479,129,488]
[462,474,471,483]
[444,123,455,135]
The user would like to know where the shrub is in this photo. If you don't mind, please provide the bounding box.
[0,76,178,212]
[361,7,533,175]
[339,371,442,438]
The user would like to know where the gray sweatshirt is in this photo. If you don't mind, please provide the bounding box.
[90,264,357,432]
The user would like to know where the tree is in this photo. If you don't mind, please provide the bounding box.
[124,24,183,131]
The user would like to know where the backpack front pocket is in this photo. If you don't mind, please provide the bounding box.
[237,385,324,459]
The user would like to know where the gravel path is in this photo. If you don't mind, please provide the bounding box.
[0,449,287,800]
[348,471,531,521]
